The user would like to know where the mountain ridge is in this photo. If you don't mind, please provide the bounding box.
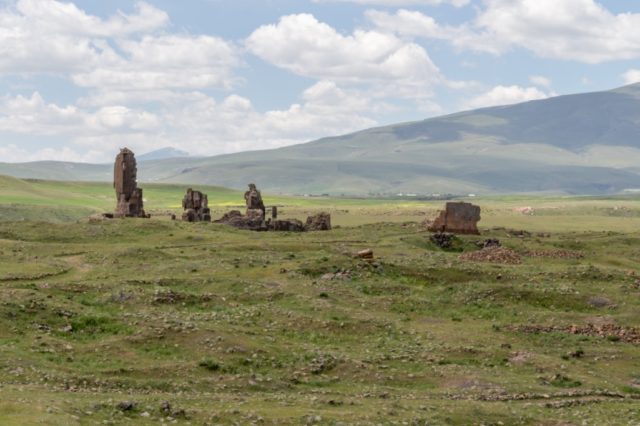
[2,83,640,195]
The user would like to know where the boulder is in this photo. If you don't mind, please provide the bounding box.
[356,249,374,259]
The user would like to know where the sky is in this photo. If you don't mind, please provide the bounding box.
[1,0,640,163]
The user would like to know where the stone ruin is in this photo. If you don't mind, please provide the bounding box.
[305,212,331,231]
[271,218,305,232]
[428,201,480,235]
[113,148,147,218]
[245,183,265,218]
[182,188,211,222]
[215,183,331,232]
[215,209,268,231]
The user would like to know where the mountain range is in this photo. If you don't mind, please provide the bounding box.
[3,83,640,195]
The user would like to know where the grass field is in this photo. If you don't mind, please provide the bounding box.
[0,176,639,425]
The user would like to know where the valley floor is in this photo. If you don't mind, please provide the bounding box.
[0,191,639,424]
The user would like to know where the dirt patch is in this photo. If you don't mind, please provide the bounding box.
[460,247,522,265]
[508,351,533,364]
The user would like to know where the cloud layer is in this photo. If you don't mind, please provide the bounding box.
[368,1,640,63]
[0,0,638,163]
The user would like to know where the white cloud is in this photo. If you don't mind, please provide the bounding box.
[313,0,470,6]
[463,85,550,109]
[0,1,240,91]
[14,0,168,37]
[0,143,104,163]
[73,35,241,91]
[529,75,551,88]
[366,9,456,40]
[0,83,381,161]
[246,13,441,97]
[368,1,640,63]
[0,92,87,135]
[463,0,640,62]
[157,81,380,156]
[622,69,640,85]
[0,0,169,74]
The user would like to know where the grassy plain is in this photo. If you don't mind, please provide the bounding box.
[0,176,639,425]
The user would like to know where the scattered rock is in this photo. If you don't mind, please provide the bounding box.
[513,323,640,344]
[506,229,531,238]
[588,296,615,309]
[430,232,454,249]
[460,247,521,265]
[525,249,583,259]
[475,238,501,249]
[508,351,532,364]
[117,401,136,412]
[321,270,351,281]
[356,249,374,259]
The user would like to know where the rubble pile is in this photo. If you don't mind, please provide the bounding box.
[459,247,522,265]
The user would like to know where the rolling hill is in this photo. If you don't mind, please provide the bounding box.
[3,83,640,195]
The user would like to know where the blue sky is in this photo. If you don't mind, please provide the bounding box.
[1,0,640,163]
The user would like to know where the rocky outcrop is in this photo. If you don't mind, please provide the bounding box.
[181,188,211,222]
[305,212,332,231]
[113,148,147,218]
[428,202,480,235]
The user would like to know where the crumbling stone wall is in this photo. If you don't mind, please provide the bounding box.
[428,202,480,235]
[182,188,211,222]
[216,183,331,233]
[214,209,267,231]
[113,148,146,218]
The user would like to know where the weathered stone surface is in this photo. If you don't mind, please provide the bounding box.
[244,183,265,217]
[428,202,480,235]
[217,184,331,233]
[356,249,374,259]
[215,209,267,231]
[270,219,305,232]
[113,148,147,218]
[305,212,332,231]
[181,188,211,222]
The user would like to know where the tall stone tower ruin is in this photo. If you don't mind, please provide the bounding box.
[113,148,146,218]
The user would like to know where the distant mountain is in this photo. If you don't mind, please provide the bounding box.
[2,84,640,195]
[138,147,189,162]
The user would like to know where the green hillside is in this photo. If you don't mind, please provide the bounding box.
[3,84,640,195]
